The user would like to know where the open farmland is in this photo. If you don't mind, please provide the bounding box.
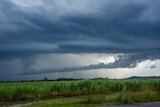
[1,79,160,106]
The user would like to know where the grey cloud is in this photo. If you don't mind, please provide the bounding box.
[20,53,160,75]
[0,52,160,81]
[1,0,160,81]
[150,65,156,68]
[0,0,160,58]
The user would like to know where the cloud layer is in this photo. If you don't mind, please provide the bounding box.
[0,0,160,57]
[0,0,160,81]
[19,53,160,75]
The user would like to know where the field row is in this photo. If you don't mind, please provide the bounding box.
[1,79,160,102]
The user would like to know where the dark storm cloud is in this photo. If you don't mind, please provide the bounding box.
[0,0,160,58]
[0,0,160,81]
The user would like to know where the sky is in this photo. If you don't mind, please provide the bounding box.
[0,0,160,81]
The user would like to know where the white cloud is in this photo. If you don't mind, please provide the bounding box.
[137,60,156,69]
[98,56,116,64]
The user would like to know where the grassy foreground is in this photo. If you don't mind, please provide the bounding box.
[1,79,160,106]
[25,95,119,107]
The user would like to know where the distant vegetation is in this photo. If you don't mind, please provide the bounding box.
[1,79,160,106]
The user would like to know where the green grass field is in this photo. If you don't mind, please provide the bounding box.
[1,79,160,106]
